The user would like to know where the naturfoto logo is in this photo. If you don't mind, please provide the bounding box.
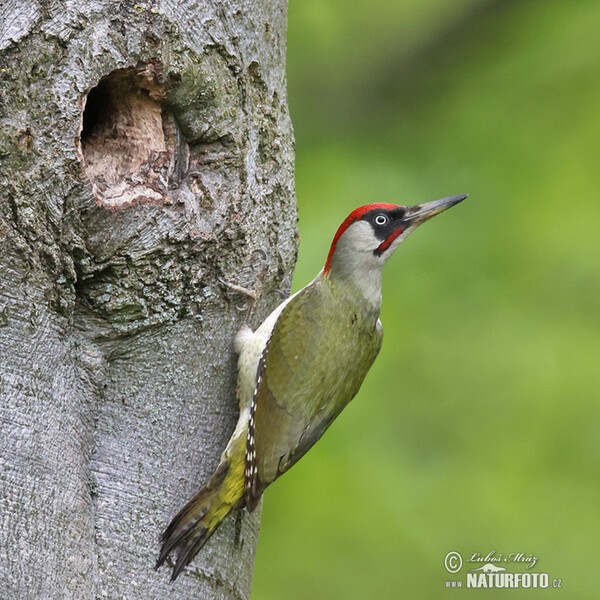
[443,550,562,590]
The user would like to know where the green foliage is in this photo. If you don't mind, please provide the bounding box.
[253,2,600,598]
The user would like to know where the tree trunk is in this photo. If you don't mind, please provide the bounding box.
[0,2,296,599]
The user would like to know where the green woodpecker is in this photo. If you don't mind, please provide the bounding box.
[156,193,467,580]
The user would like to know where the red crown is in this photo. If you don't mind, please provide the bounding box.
[323,203,401,274]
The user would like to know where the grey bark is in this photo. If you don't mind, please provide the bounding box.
[0,2,297,599]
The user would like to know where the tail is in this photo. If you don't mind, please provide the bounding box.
[155,449,245,581]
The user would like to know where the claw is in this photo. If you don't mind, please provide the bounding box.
[217,250,276,321]
[252,248,268,262]
[269,288,287,300]
[268,274,292,300]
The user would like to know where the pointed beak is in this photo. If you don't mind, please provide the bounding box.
[404,194,468,225]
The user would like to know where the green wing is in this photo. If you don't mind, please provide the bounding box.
[245,278,382,509]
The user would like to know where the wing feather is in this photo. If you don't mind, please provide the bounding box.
[245,279,382,505]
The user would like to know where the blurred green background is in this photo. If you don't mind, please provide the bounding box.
[252,1,600,598]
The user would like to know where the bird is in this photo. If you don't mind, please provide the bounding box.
[156,193,468,581]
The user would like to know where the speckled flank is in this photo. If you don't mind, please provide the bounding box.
[244,338,270,509]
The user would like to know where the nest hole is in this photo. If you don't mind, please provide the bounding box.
[78,67,188,208]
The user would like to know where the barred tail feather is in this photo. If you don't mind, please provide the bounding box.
[156,452,245,582]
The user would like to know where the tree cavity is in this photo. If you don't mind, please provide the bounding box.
[77,65,188,208]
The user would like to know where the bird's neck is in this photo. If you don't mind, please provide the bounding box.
[323,256,383,312]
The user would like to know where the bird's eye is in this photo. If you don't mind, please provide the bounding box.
[375,214,388,226]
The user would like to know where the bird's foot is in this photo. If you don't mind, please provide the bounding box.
[217,278,261,302]
[218,249,270,320]
[218,249,291,321]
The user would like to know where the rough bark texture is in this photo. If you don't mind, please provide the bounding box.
[0,1,297,599]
